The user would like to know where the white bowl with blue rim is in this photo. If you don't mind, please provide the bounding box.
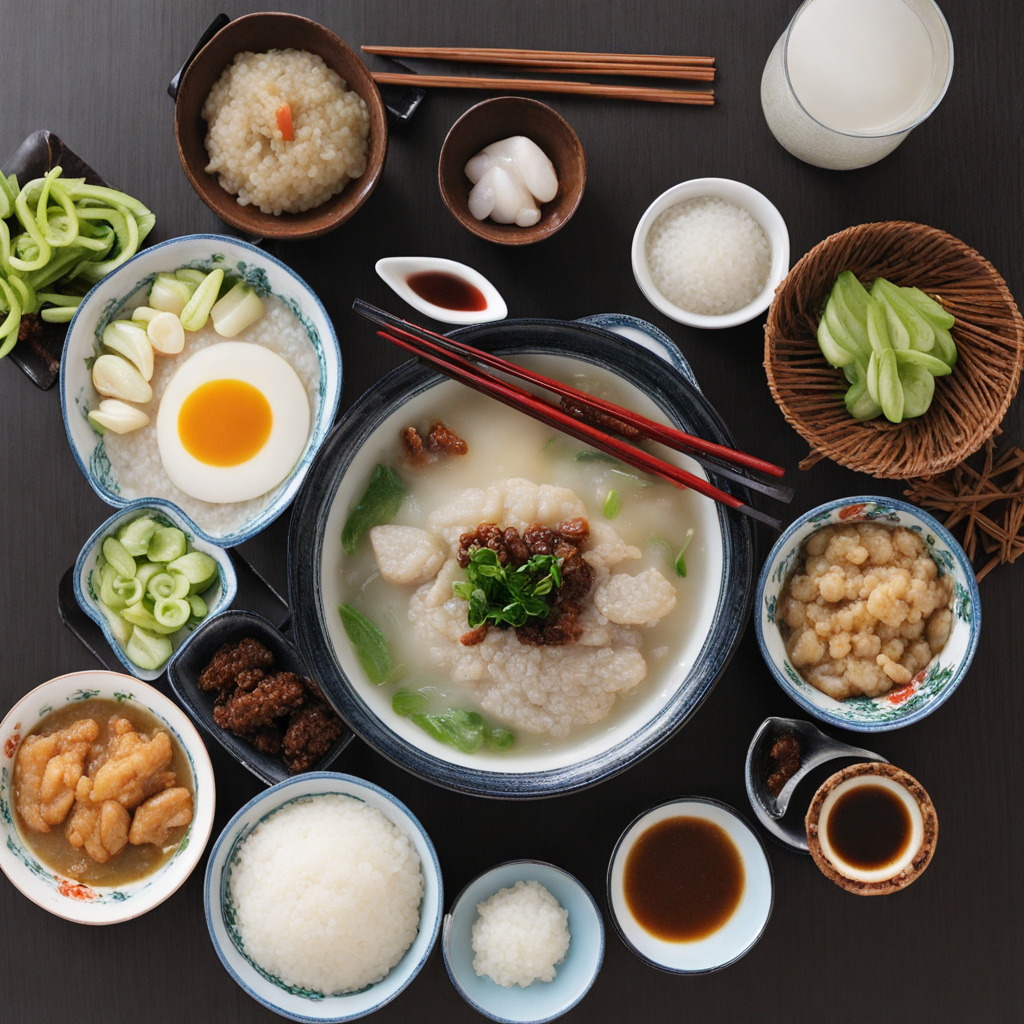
[74,498,237,682]
[606,797,773,973]
[0,670,215,925]
[204,772,443,1022]
[442,859,604,1023]
[755,496,980,732]
[60,233,342,547]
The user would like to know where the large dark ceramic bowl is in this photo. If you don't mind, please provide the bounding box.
[288,320,754,798]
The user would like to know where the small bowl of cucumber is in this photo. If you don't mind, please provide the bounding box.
[74,499,237,681]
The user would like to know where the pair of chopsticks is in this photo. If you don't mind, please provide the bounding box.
[363,45,715,106]
[352,301,789,530]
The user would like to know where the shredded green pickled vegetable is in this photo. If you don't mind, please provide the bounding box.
[0,165,154,357]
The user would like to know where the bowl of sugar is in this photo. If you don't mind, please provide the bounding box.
[631,178,789,330]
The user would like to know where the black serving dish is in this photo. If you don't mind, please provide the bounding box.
[1,130,154,390]
[166,609,353,786]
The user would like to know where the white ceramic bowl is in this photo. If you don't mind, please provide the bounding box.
[607,797,773,973]
[60,233,343,547]
[73,498,238,682]
[205,772,443,1022]
[631,177,790,329]
[0,670,215,924]
[755,496,980,732]
[375,256,507,325]
[442,860,604,1023]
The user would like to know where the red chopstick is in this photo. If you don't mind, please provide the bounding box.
[374,327,782,530]
[354,302,785,480]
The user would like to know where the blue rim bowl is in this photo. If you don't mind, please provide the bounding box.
[74,498,238,682]
[60,233,342,548]
[755,495,981,732]
[287,318,755,798]
[442,859,604,1023]
[204,772,443,1022]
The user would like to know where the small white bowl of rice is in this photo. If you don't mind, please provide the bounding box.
[442,860,604,1023]
[204,772,442,1022]
[631,178,790,330]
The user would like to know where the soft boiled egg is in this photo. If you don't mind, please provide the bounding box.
[156,342,310,503]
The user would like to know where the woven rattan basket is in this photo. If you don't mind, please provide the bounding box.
[764,222,1024,479]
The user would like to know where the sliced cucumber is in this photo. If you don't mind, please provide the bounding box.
[898,361,936,419]
[817,317,855,367]
[878,349,905,424]
[845,378,883,421]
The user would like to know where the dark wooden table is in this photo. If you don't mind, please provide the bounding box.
[2,2,1021,1021]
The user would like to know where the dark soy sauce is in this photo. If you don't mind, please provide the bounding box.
[407,271,488,312]
[827,784,912,870]
[623,816,745,941]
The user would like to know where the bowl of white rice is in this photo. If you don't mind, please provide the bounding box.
[442,860,604,1023]
[173,13,387,240]
[631,178,790,330]
[205,772,442,1022]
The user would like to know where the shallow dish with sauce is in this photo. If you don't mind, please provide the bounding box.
[60,234,342,547]
[756,496,980,732]
[606,797,773,973]
[288,319,754,798]
[0,670,215,925]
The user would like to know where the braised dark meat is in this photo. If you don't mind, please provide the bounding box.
[765,733,803,798]
[198,638,274,694]
[426,421,468,455]
[213,672,305,734]
[559,395,645,441]
[248,727,282,755]
[401,425,428,466]
[282,702,345,774]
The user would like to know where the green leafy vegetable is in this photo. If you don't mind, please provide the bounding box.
[452,547,563,629]
[338,604,395,684]
[603,489,620,519]
[675,529,694,578]
[391,688,429,717]
[392,688,514,753]
[574,450,620,464]
[341,464,407,556]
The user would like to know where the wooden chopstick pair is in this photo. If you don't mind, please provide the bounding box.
[363,45,716,106]
[352,301,789,530]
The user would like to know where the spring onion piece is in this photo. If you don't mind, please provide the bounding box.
[147,526,187,563]
[133,561,163,592]
[341,464,408,556]
[92,353,153,403]
[186,594,208,619]
[166,551,218,593]
[148,273,192,315]
[146,311,185,354]
[126,628,173,672]
[675,529,694,578]
[338,604,395,685]
[117,515,158,556]
[102,537,136,578]
[87,398,150,435]
[147,571,190,601]
[121,602,178,635]
[179,268,223,331]
[102,320,154,380]
[153,597,191,631]
[603,489,620,520]
[210,281,265,337]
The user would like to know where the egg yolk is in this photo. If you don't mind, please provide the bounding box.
[177,379,273,466]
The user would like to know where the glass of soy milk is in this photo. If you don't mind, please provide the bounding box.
[761,0,953,170]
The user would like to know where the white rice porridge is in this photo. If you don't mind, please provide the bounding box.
[203,49,370,215]
[228,794,423,995]
[101,294,320,536]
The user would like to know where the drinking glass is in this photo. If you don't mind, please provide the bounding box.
[760,0,954,170]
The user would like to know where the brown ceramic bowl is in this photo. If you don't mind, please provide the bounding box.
[173,12,387,240]
[438,97,586,245]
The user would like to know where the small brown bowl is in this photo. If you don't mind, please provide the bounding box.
[764,221,1024,479]
[173,12,387,240]
[438,97,586,245]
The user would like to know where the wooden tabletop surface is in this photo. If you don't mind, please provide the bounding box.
[1,2,1021,1021]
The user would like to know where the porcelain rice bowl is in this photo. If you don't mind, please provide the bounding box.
[755,496,980,732]
[0,670,215,924]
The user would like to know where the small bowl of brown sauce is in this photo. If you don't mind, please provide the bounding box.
[375,257,507,326]
[606,797,773,973]
[0,669,215,924]
[805,762,938,895]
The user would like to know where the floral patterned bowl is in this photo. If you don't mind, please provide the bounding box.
[755,496,980,732]
[0,670,215,924]
[59,233,342,547]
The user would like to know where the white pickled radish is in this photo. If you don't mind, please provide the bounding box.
[482,136,558,203]
[92,353,153,403]
[147,311,186,354]
[87,399,151,435]
[468,165,540,226]
[102,321,154,381]
[464,135,556,228]
[464,151,495,185]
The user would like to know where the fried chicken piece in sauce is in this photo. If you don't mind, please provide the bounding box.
[403,422,468,465]
[213,672,305,734]
[282,701,344,773]
[88,719,174,809]
[198,637,275,694]
[14,719,100,833]
[128,787,194,846]
[65,778,131,864]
